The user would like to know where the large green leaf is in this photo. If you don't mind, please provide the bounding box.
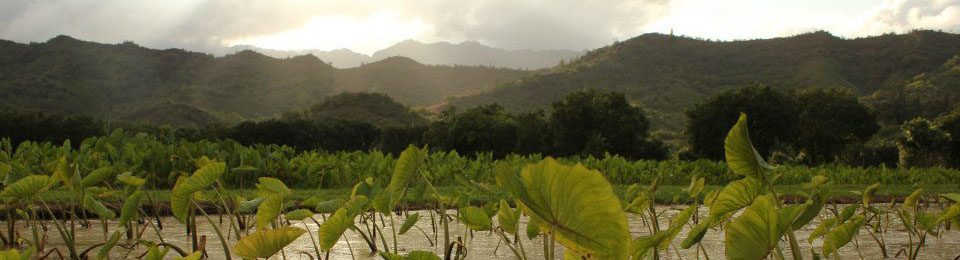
[96,231,122,260]
[80,166,114,188]
[634,206,697,257]
[314,199,343,214]
[724,113,773,179]
[902,189,923,211]
[285,209,314,221]
[861,183,881,206]
[0,175,53,199]
[256,194,284,230]
[398,213,421,235]
[0,247,33,260]
[255,177,291,197]
[236,197,264,214]
[233,227,306,259]
[83,195,115,219]
[495,158,630,259]
[706,177,765,222]
[497,200,520,235]
[118,190,144,227]
[724,194,783,260]
[171,162,225,223]
[385,146,423,210]
[380,250,442,260]
[822,216,865,257]
[458,206,492,231]
[144,246,169,260]
[116,172,146,187]
[318,195,368,251]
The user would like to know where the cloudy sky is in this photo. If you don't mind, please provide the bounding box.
[1,0,958,54]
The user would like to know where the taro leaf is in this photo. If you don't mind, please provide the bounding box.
[688,176,706,197]
[640,205,698,254]
[724,194,787,260]
[706,177,765,222]
[236,197,264,214]
[233,227,305,259]
[314,199,343,214]
[902,189,923,211]
[285,209,314,221]
[680,221,710,249]
[173,251,203,260]
[96,231,122,260]
[458,206,492,231]
[318,196,368,251]
[385,146,423,210]
[80,166,114,188]
[0,247,34,260]
[823,216,865,257]
[144,246,169,260]
[301,197,323,208]
[83,195,115,219]
[116,172,146,187]
[632,231,671,259]
[526,215,541,240]
[943,193,960,203]
[0,175,53,199]
[255,177,291,197]
[495,158,630,259]
[171,162,225,223]
[917,212,940,235]
[862,183,881,206]
[837,204,859,224]
[938,204,960,223]
[256,194,284,229]
[791,192,823,230]
[398,213,421,235]
[497,200,520,235]
[724,113,773,180]
[808,218,838,243]
[380,250,442,260]
[119,190,144,227]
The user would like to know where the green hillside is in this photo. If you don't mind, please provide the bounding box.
[449,31,960,131]
[0,36,530,126]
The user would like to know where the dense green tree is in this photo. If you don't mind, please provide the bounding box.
[793,88,879,164]
[550,90,665,159]
[684,86,799,160]
[514,110,551,155]
[227,119,380,152]
[935,105,960,167]
[424,104,520,158]
[897,118,952,167]
[0,109,104,146]
[295,92,428,127]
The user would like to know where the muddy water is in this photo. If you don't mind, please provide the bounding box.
[13,206,960,259]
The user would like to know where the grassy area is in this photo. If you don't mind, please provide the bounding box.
[38,184,958,209]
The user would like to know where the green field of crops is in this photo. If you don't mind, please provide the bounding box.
[1,114,959,259]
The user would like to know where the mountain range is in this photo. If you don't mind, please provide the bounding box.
[2,31,959,132]
[450,30,960,131]
[227,40,583,69]
[0,35,530,126]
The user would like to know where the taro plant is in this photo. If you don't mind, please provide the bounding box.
[496,157,631,259]
[681,113,827,259]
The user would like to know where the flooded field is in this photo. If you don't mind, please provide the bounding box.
[15,206,960,259]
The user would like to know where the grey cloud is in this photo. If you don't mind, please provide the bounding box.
[859,0,960,34]
[0,0,669,52]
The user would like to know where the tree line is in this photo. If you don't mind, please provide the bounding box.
[1,88,957,168]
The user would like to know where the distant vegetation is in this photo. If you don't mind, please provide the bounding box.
[286,92,427,127]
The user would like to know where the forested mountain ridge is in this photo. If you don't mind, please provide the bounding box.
[449,30,960,131]
[0,35,530,125]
